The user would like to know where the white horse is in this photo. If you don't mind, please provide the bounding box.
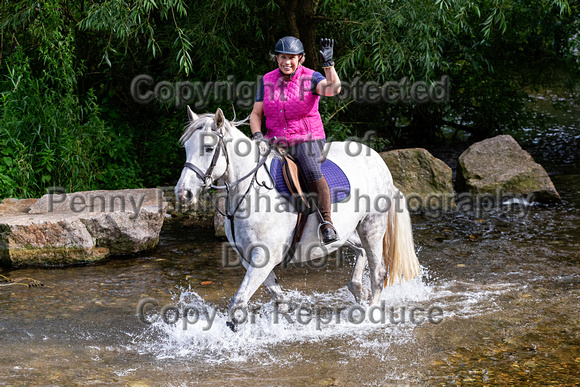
[175,107,421,331]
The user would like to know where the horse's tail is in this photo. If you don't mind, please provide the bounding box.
[383,188,422,286]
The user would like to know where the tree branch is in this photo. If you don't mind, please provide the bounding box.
[311,15,363,25]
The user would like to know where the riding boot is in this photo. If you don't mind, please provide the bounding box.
[308,176,339,244]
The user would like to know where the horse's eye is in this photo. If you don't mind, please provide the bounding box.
[205,147,214,153]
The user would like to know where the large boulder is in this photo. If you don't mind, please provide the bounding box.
[0,189,167,267]
[380,148,456,211]
[455,135,560,203]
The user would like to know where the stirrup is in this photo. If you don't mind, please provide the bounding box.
[317,221,339,245]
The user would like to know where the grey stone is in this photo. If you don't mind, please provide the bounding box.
[0,189,167,266]
[455,135,560,203]
[0,198,37,216]
[380,148,456,211]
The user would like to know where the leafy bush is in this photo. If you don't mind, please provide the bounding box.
[0,17,141,199]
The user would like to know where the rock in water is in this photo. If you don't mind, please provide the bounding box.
[380,148,456,211]
[0,189,167,267]
[455,135,560,203]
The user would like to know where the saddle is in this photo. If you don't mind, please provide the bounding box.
[280,154,316,214]
[271,151,351,267]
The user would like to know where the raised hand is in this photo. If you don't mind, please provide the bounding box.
[319,38,335,68]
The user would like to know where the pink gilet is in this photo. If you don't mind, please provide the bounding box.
[262,65,325,145]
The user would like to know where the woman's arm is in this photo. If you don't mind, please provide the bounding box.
[250,101,264,137]
[316,66,341,97]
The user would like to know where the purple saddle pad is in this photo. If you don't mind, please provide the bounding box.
[270,157,351,204]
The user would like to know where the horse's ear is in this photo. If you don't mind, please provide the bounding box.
[187,106,198,122]
[214,108,225,130]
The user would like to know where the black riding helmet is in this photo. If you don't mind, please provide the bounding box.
[274,36,304,55]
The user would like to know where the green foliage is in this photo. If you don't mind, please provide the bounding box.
[79,0,271,80]
[0,4,141,198]
[79,0,193,74]
[1,0,579,200]
[315,0,579,141]
[323,0,444,82]
[139,114,185,188]
[77,0,277,186]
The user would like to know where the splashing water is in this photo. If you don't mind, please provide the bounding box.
[131,275,437,364]
[129,267,522,368]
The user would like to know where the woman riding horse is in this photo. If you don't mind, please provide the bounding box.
[250,36,342,244]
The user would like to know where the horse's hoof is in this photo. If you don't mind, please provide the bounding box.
[226,321,238,332]
[348,281,369,303]
[275,301,291,314]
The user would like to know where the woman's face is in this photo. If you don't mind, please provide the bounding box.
[277,53,301,75]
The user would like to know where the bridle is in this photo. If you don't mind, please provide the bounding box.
[182,129,273,192]
[182,128,274,250]
[183,130,228,189]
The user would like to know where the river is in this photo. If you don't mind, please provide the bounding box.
[0,91,578,385]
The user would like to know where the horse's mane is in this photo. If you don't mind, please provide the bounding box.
[179,112,249,145]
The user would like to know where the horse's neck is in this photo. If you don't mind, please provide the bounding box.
[221,128,281,223]
[222,130,262,192]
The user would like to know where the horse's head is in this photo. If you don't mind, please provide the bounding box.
[175,106,229,206]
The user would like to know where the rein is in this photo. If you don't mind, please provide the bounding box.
[183,131,275,251]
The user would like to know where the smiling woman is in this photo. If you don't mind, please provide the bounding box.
[250,36,343,244]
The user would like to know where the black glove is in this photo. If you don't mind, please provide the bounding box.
[252,131,269,155]
[319,38,335,68]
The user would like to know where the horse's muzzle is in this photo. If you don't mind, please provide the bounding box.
[175,187,196,206]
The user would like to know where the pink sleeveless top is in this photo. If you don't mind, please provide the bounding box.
[262,65,325,145]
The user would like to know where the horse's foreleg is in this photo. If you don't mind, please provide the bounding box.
[228,249,280,331]
[239,259,287,305]
[262,271,290,309]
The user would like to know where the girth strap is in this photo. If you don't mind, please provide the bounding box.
[279,154,313,268]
